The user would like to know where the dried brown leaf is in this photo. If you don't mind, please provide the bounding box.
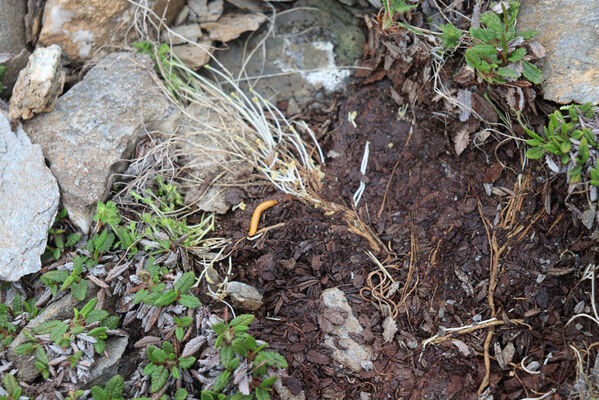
[453,127,470,156]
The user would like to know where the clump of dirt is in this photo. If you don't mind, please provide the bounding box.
[205,75,598,398]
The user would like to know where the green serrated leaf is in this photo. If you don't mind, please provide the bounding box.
[496,66,520,78]
[178,356,196,369]
[220,345,234,366]
[150,366,169,393]
[526,146,544,160]
[175,389,189,400]
[50,321,69,344]
[90,386,108,400]
[230,314,254,328]
[41,270,69,284]
[440,23,461,49]
[174,272,196,294]
[154,290,178,306]
[255,386,270,400]
[508,48,526,62]
[163,341,174,354]
[260,351,288,368]
[261,376,278,387]
[152,348,168,363]
[212,370,231,392]
[35,345,49,364]
[105,374,124,398]
[70,279,88,301]
[178,294,202,308]
[80,298,98,317]
[2,373,19,395]
[85,309,109,324]
[521,60,543,84]
[94,339,107,354]
[15,342,35,355]
[226,357,241,371]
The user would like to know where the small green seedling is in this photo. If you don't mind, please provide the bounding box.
[0,374,22,400]
[0,294,38,349]
[14,330,50,379]
[174,316,193,341]
[44,209,82,261]
[91,374,125,400]
[40,255,89,300]
[134,271,202,309]
[440,23,462,50]
[465,1,542,84]
[202,314,288,400]
[143,341,196,393]
[16,298,119,377]
[524,103,598,184]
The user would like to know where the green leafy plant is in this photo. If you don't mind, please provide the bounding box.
[143,341,196,393]
[134,271,202,309]
[16,298,119,377]
[440,23,462,50]
[379,0,418,31]
[201,314,288,400]
[91,374,125,400]
[91,374,189,400]
[0,374,22,400]
[44,209,82,261]
[14,330,50,379]
[129,176,215,251]
[465,1,542,84]
[40,255,89,300]
[0,294,38,349]
[524,103,598,184]
[95,201,142,256]
[174,316,193,341]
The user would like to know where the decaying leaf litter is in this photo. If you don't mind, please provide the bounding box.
[2,0,599,399]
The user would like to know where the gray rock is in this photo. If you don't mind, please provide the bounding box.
[9,45,65,120]
[518,0,599,104]
[85,336,129,388]
[320,288,373,372]
[214,0,364,113]
[0,112,59,282]
[227,281,263,311]
[0,0,27,55]
[24,52,172,234]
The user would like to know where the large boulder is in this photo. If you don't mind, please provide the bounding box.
[24,52,172,234]
[0,111,59,282]
[518,0,599,104]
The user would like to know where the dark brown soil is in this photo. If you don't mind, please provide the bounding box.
[204,76,598,399]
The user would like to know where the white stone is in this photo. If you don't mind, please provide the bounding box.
[9,45,65,120]
[0,111,59,282]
